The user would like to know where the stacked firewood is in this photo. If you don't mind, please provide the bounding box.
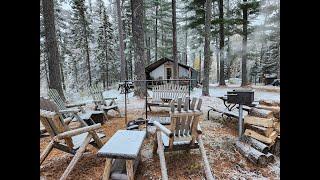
[235,99,280,166]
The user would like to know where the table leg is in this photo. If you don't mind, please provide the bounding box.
[126,159,134,180]
[102,158,112,180]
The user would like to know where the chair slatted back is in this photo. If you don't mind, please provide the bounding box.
[169,97,202,148]
[48,89,66,110]
[40,109,74,148]
[152,84,188,102]
[40,96,60,112]
[89,84,104,105]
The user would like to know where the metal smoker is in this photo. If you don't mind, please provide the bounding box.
[226,89,254,138]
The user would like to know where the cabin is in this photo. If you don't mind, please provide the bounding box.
[145,57,198,87]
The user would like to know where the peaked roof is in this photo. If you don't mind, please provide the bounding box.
[145,57,195,73]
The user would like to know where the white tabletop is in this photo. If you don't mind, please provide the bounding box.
[97,130,146,159]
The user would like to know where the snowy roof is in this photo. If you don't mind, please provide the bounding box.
[145,57,196,73]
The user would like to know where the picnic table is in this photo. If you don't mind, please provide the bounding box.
[98,130,146,180]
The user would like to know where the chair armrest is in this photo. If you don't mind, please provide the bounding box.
[153,121,173,137]
[59,108,81,114]
[65,103,86,108]
[55,123,101,140]
[197,124,202,134]
[104,97,117,100]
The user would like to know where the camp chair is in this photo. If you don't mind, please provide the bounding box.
[89,84,121,118]
[153,97,214,180]
[48,88,86,110]
[48,89,107,124]
[40,108,105,180]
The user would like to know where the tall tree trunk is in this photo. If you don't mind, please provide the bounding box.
[131,0,147,97]
[241,0,248,86]
[185,18,188,65]
[216,37,219,83]
[77,1,92,87]
[155,2,158,61]
[42,0,65,100]
[202,0,212,96]
[226,0,231,80]
[116,0,127,81]
[146,36,151,65]
[172,0,178,79]
[218,0,226,86]
[199,50,202,83]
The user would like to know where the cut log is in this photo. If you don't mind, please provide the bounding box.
[244,116,274,128]
[274,122,280,134]
[245,124,274,137]
[270,136,280,157]
[248,108,274,118]
[255,105,280,119]
[244,129,277,144]
[241,136,269,154]
[235,140,268,166]
[266,153,275,163]
[259,100,280,107]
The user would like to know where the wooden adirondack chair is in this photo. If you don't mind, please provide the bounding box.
[88,85,121,117]
[48,88,86,109]
[40,108,105,180]
[153,97,214,180]
[48,89,107,124]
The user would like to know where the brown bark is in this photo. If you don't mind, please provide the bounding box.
[172,0,178,79]
[202,0,212,96]
[241,0,248,86]
[116,0,127,81]
[131,0,147,98]
[42,0,65,100]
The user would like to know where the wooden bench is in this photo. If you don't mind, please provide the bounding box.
[147,83,188,111]
[98,130,146,180]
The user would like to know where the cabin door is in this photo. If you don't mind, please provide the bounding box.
[166,67,172,82]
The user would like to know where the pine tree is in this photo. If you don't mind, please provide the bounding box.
[42,0,65,100]
[202,0,212,96]
[131,0,147,97]
[69,0,94,88]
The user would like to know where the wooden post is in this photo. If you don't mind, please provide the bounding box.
[197,135,214,180]
[102,158,112,180]
[40,140,54,165]
[157,131,169,180]
[126,160,134,180]
[60,133,93,180]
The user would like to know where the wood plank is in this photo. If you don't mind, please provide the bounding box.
[244,116,274,128]
[244,129,277,144]
[249,108,274,118]
[245,124,274,137]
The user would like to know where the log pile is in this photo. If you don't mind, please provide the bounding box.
[235,100,280,166]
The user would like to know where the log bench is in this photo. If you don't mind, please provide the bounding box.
[98,130,146,180]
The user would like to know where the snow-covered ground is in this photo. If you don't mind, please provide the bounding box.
[57,85,279,120]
